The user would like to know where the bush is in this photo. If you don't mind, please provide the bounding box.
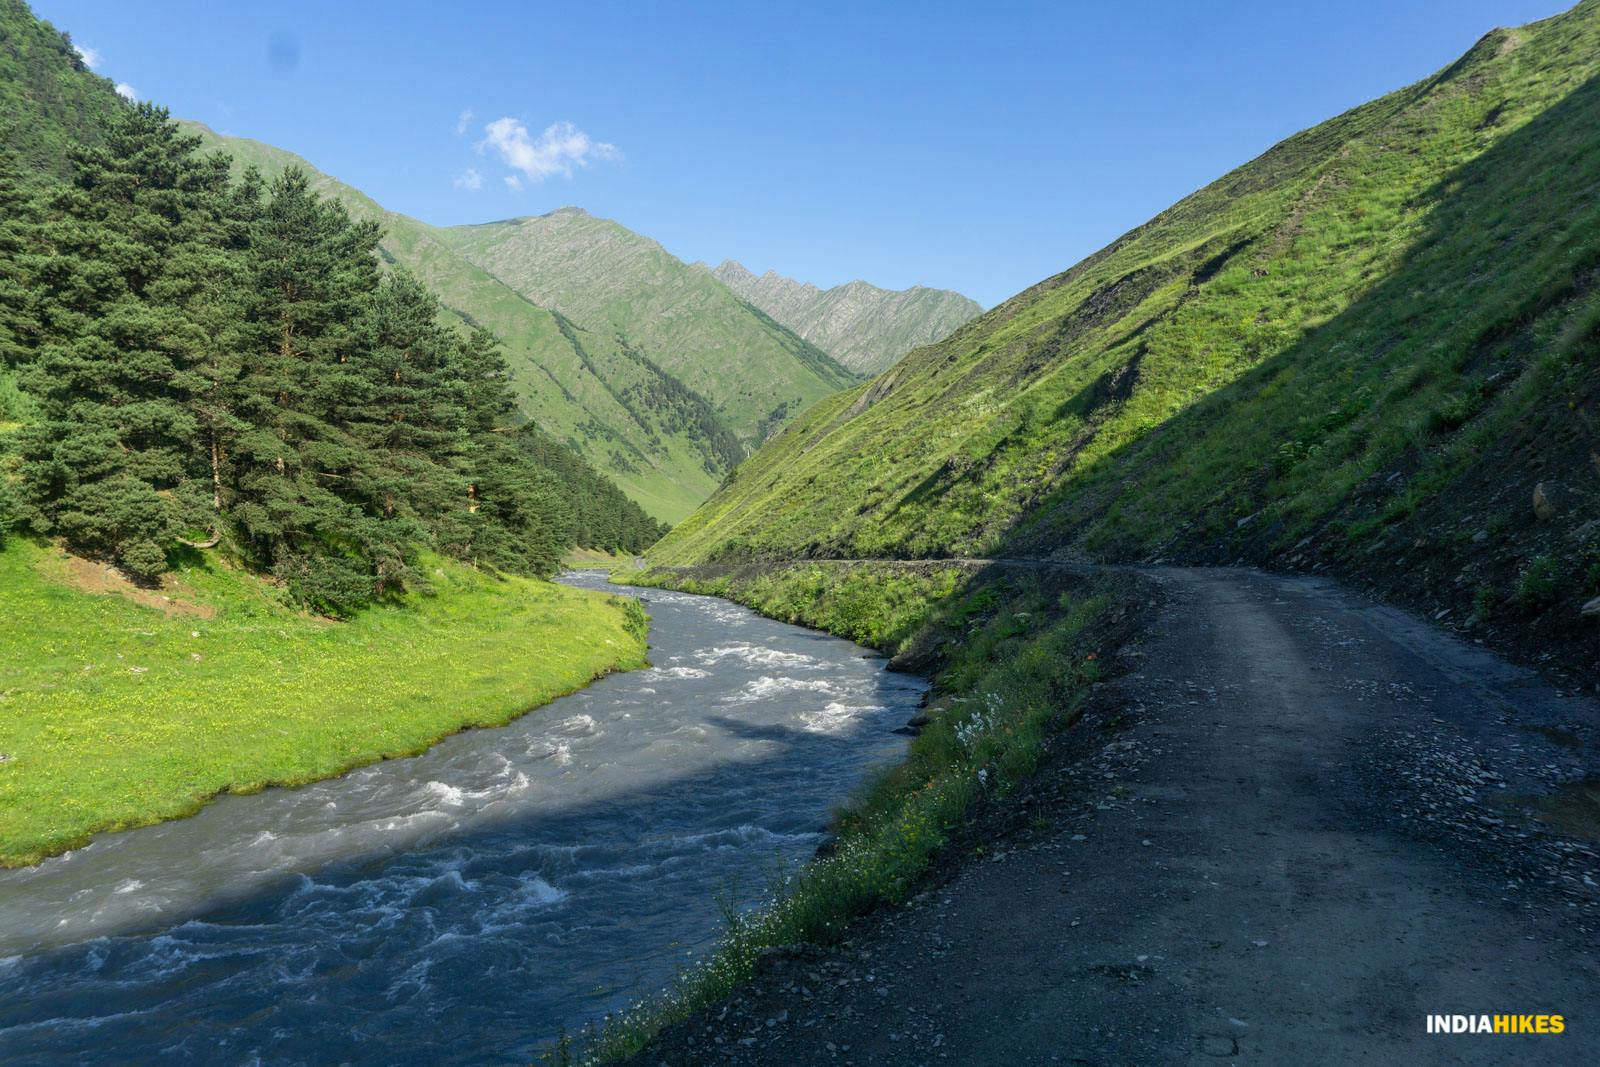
[1472,583,1500,620]
[0,372,32,423]
[1431,379,1487,432]
[1513,554,1561,610]
[609,595,649,642]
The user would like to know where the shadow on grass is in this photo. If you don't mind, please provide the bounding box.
[932,70,1600,681]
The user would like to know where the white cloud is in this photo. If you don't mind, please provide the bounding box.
[504,175,523,192]
[73,44,102,69]
[455,108,474,136]
[479,118,619,183]
[453,167,483,191]
[115,83,137,101]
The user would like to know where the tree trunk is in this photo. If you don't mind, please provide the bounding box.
[210,431,223,512]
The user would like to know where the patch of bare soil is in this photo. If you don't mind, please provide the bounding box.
[37,549,218,619]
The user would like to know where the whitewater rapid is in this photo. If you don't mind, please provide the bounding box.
[0,572,924,1065]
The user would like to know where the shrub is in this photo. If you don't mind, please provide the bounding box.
[1512,554,1561,610]
[609,595,649,642]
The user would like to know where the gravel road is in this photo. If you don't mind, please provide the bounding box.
[631,566,1600,1065]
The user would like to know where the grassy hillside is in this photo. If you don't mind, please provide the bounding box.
[438,209,860,440]
[651,1,1600,680]
[710,260,982,375]
[0,0,123,176]
[0,539,647,867]
[179,124,734,522]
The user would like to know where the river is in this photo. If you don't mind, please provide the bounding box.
[0,573,924,1065]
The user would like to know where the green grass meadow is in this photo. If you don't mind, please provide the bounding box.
[0,539,647,867]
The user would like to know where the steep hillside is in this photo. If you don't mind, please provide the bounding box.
[437,210,860,439]
[709,260,982,375]
[0,0,123,176]
[179,126,739,522]
[650,1,1600,681]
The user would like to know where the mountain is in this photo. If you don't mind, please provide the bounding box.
[436,210,860,437]
[0,0,123,176]
[178,129,863,522]
[707,260,982,375]
[649,1,1600,675]
[178,126,758,523]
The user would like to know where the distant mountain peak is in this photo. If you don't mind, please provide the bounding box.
[714,259,756,282]
[710,262,981,375]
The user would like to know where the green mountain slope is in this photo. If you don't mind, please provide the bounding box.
[437,209,860,439]
[708,260,982,375]
[651,1,1600,671]
[177,125,740,523]
[0,0,123,176]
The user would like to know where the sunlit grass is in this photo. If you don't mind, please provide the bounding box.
[616,562,966,651]
[0,539,648,867]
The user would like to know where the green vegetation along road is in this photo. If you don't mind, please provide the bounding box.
[629,564,1600,1064]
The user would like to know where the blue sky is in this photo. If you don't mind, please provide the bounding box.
[38,0,1568,307]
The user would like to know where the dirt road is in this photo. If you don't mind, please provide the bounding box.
[632,566,1600,1065]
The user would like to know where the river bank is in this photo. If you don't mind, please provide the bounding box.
[590,559,1146,1060]
[624,566,1600,1065]
[0,571,923,1064]
[0,540,648,868]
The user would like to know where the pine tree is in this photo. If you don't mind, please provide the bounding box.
[0,147,44,371]
[348,269,463,530]
[226,166,396,611]
[447,325,516,541]
[462,435,573,575]
[185,165,267,539]
[17,104,233,578]
[452,326,518,436]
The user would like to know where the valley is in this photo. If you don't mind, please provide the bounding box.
[608,1,1600,1059]
[3,0,1600,1063]
[648,0,1600,694]
[179,124,858,524]
[173,127,985,524]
